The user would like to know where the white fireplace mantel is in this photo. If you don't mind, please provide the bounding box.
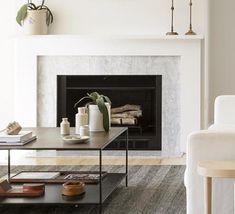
[14,35,204,153]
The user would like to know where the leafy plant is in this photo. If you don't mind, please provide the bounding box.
[74,92,112,132]
[16,0,53,26]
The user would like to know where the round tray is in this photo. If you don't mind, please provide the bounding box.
[62,135,89,144]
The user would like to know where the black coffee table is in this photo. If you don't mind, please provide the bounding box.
[0,127,129,213]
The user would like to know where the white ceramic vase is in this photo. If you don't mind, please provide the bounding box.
[60,118,70,136]
[75,107,88,134]
[23,10,48,35]
[89,103,111,132]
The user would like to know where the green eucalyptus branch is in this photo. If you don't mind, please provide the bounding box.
[74,96,92,109]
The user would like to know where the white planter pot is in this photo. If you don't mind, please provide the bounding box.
[89,103,111,132]
[23,10,48,35]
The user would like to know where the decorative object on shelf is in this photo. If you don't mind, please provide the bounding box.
[16,0,53,35]
[0,179,44,197]
[12,172,60,180]
[79,125,89,137]
[64,172,107,182]
[62,181,85,197]
[62,135,89,144]
[0,121,22,135]
[10,171,107,184]
[166,0,178,35]
[60,118,70,136]
[75,107,88,134]
[185,0,196,35]
[74,92,111,132]
[22,183,45,192]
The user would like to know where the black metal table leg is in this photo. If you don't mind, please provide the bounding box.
[126,129,129,187]
[99,149,102,213]
[7,149,11,183]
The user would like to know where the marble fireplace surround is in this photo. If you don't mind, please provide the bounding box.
[14,35,203,155]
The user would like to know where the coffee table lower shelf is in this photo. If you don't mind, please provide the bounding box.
[0,173,126,205]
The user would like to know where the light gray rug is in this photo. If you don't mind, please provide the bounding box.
[0,165,186,214]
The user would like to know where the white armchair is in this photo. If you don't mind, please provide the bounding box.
[186,95,235,214]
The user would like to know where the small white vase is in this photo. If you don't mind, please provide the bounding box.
[23,10,48,35]
[89,103,111,132]
[60,118,70,136]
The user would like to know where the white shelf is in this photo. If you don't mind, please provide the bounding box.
[13,34,204,40]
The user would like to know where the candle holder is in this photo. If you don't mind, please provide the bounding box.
[166,0,178,35]
[185,0,196,35]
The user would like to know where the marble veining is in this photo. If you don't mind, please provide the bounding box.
[37,56,180,155]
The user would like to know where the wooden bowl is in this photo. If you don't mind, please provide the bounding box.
[62,181,85,196]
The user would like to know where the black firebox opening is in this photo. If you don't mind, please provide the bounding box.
[57,75,162,150]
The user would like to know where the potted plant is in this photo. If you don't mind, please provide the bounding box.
[16,0,53,35]
[74,92,111,132]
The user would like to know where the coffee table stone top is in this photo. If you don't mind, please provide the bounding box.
[0,127,128,150]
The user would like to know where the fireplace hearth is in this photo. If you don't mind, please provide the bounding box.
[57,75,162,150]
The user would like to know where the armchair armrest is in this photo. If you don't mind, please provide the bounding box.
[187,130,235,164]
[186,130,235,214]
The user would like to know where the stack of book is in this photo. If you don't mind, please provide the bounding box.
[0,131,36,146]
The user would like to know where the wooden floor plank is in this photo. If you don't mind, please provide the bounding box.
[0,155,185,166]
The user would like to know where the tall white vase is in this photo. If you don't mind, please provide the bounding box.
[23,10,48,35]
[89,103,111,132]
[75,107,88,134]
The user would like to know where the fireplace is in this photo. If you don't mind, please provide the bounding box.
[57,75,162,150]
[15,37,202,155]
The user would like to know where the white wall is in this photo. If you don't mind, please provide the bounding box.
[0,1,14,128]
[14,0,206,35]
[0,1,14,162]
[208,0,235,124]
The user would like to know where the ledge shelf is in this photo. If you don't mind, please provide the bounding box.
[14,34,204,41]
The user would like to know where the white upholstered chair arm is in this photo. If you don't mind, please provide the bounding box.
[186,130,235,214]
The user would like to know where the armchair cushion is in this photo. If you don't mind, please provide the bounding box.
[215,95,235,124]
[209,124,235,131]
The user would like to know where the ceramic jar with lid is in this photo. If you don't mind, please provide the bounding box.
[79,125,89,137]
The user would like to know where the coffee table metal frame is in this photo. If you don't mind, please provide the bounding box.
[0,127,129,213]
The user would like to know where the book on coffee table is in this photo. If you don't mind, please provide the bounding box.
[10,171,107,184]
[0,131,33,142]
[12,172,60,180]
[0,136,36,146]
[64,172,107,181]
